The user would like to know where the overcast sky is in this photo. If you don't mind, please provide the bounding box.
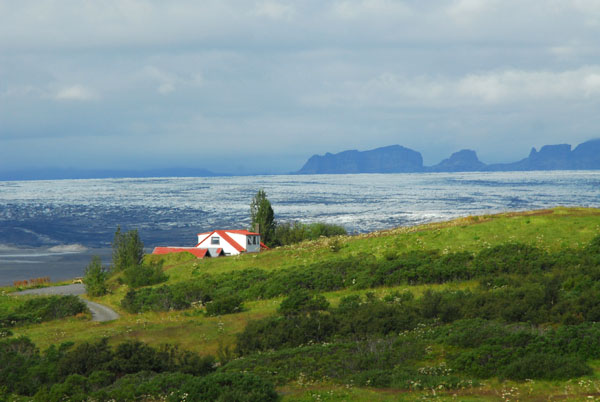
[1,0,600,174]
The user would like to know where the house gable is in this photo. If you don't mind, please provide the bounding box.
[196,230,260,255]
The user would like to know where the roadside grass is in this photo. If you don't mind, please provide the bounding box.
[0,294,27,313]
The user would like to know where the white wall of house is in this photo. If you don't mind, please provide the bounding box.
[228,232,260,253]
[196,231,261,255]
[197,233,209,245]
[196,232,241,255]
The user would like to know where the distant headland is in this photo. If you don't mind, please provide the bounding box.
[294,139,600,174]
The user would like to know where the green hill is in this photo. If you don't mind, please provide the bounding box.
[4,206,600,401]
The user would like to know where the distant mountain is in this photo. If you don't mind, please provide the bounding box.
[488,140,600,171]
[428,149,487,172]
[295,145,424,174]
[0,167,224,181]
[296,139,600,174]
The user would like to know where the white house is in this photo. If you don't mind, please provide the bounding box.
[196,230,261,255]
[152,229,264,258]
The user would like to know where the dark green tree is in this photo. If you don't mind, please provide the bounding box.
[250,190,275,246]
[111,227,144,272]
[83,256,108,297]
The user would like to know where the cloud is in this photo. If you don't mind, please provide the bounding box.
[331,0,411,20]
[573,0,600,26]
[3,1,600,173]
[446,0,498,24]
[303,66,600,108]
[54,85,96,101]
[141,66,203,95]
[457,68,600,102]
[254,1,295,20]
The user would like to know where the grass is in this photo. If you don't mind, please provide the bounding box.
[157,207,600,283]
[280,378,600,401]
[8,207,600,352]
[4,206,600,400]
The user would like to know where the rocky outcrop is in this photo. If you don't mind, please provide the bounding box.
[488,140,600,171]
[296,139,600,174]
[428,149,487,172]
[296,145,424,174]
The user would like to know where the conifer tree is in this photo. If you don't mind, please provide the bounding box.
[250,190,275,246]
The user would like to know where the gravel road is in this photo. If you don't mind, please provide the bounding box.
[12,284,120,322]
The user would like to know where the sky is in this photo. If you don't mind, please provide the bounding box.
[1,0,600,175]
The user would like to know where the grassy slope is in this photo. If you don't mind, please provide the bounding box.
[7,206,600,400]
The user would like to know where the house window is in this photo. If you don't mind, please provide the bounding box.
[211,236,219,245]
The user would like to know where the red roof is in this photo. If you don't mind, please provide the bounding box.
[197,229,260,236]
[152,247,209,259]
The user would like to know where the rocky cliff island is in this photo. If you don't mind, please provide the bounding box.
[295,139,600,174]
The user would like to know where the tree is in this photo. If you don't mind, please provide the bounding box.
[83,256,108,296]
[111,227,144,272]
[250,190,275,246]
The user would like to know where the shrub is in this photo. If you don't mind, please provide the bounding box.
[43,374,90,402]
[224,337,425,387]
[475,243,551,275]
[236,313,338,355]
[176,372,279,402]
[12,295,87,324]
[57,338,113,377]
[121,282,211,313]
[272,221,347,246]
[0,336,40,395]
[501,353,591,380]
[122,261,167,288]
[205,295,244,316]
[277,290,329,316]
[84,256,109,296]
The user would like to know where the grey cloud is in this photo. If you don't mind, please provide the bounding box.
[1,1,600,173]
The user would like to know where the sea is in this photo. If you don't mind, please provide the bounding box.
[1,171,599,286]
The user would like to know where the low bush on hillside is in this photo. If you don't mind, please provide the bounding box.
[1,337,282,400]
[122,261,168,288]
[277,289,329,316]
[84,256,109,296]
[272,221,347,246]
[0,295,87,327]
[121,282,211,313]
[225,337,431,387]
[205,295,244,316]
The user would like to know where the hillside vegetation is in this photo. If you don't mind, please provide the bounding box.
[3,206,600,401]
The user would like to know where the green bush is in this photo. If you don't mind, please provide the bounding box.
[205,295,244,316]
[236,313,338,355]
[501,353,591,380]
[122,261,167,288]
[475,243,552,275]
[225,337,425,387]
[0,336,40,395]
[272,221,347,246]
[277,290,329,316]
[121,282,212,313]
[176,372,279,402]
[57,338,113,377]
[0,295,88,327]
[84,255,109,296]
